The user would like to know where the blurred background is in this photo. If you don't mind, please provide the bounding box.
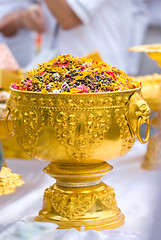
[0,0,160,76]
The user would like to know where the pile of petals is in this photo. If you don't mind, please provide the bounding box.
[11,55,141,93]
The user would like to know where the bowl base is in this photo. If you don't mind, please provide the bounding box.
[36,212,125,231]
[36,182,125,230]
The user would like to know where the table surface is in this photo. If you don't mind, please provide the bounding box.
[0,140,161,240]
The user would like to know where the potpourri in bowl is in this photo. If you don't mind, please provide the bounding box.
[11,55,141,93]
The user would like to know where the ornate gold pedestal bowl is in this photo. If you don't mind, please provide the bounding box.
[5,87,150,230]
[129,44,161,169]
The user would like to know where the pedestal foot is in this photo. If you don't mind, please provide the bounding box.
[36,182,124,230]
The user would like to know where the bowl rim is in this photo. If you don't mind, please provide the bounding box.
[10,87,142,96]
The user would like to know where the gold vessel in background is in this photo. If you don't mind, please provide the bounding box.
[0,115,25,195]
[0,120,25,195]
[0,70,26,195]
[129,44,161,169]
[5,87,150,230]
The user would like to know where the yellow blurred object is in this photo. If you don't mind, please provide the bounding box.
[0,68,24,91]
[0,119,30,159]
[0,50,26,194]
[1,136,31,159]
[83,51,103,62]
[129,44,161,67]
[130,44,161,170]
[0,123,25,195]
[0,119,11,140]
[134,73,161,112]
[0,167,24,195]
[0,69,29,159]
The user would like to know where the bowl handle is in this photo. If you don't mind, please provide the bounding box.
[137,116,150,143]
[4,109,14,137]
[129,92,150,143]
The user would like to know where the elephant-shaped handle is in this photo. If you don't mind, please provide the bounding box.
[129,92,150,144]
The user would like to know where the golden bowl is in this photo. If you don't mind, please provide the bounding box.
[5,87,150,230]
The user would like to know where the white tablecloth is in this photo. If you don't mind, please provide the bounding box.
[0,140,161,240]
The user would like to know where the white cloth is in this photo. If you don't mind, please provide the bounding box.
[56,0,133,73]
[41,2,58,50]
[0,0,40,67]
[127,0,149,75]
[43,0,150,75]
[0,140,161,240]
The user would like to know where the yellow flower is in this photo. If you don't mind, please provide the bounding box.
[70,88,82,93]
[41,89,48,93]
